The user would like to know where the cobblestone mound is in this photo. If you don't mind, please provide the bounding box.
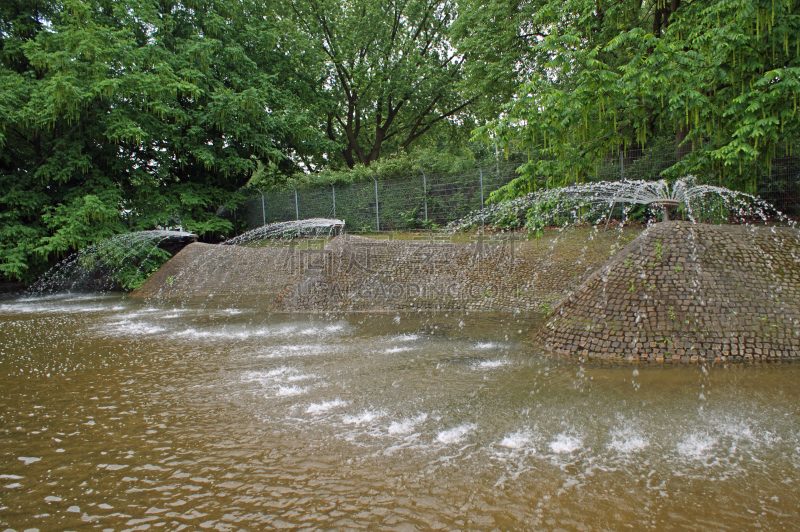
[535,222,800,361]
[133,230,628,312]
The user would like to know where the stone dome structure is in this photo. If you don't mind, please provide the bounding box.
[535,222,800,361]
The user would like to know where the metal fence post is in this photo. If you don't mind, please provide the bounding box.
[478,164,485,228]
[620,150,624,181]
[371,173,380,232]
[258,189,266,227]
[332,185,336,218]
[479,165,484,206]
[420,169,428,222]
[289,184,299,220]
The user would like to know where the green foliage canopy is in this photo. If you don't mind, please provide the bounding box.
[286,0,478,169]
[457,0,800,201]
[0,0,329,282]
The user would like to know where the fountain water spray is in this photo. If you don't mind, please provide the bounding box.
[29,230,197,294]
[223,218,345,246]
[451,176,790,232]
[28,220,346,295]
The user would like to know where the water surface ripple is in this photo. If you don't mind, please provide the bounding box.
[1,294,798,531]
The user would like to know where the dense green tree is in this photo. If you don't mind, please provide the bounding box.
[0,0,329,282]
[286,0,477,169]
[456,0,800,200]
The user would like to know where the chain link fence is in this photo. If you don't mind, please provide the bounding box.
[241,164,519,232]
[761,156,800,214]
[238,151,799,232]
[584,147,799,214]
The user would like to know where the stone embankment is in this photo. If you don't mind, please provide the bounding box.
[133,230,628,312]
[536,222,800,361]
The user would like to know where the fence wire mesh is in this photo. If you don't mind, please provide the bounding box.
[242,164,518,232]
[568,147,800,215]
[761,156,800,214]
[240,152,799,232]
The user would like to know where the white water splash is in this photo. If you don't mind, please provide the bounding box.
[306,399,348,414]
[549,433,583,454]
[385,346,413,354]
[677,433,717,459]
[436,423,477,444]
[276,385,307,397]
[500,430,535,450]
[473,357,510,370]
[609,427,649,453]
[475,342,500,350]
[343,410,385,425]
[388,414,428,435]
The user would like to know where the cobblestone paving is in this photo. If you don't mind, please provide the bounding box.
[536,222,800,361]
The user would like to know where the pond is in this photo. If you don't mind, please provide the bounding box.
[1,293,798,530]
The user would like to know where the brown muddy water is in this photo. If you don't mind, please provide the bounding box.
[0,293,798,531]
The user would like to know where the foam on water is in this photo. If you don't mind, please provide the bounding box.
[677,432,717,459]
[242,369,282,386]
[63,295,109,302]
[285,373,314,382]
[276,385,307,397]
[393,333,421,342]
[256,344,327,359]
[0,302,108,314]
[499,430,535,450]
[549,433,583,454]
[242,367,314,390]
[385,346,413,354]
[436,423,477,444]
[668,413,785,467]
[707,415,771,447]
[107,320,166,335]
[111,308,167,320]
[306,399,348,414]
[473,357,510,370]
[173,324,311,340]
[609,427,649,453]
[264,367,294,377]
[168,322,347,342]
[8,293,114,306]
[474,342,501,350]
[343,410,385,425]
[388,414,428,435]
